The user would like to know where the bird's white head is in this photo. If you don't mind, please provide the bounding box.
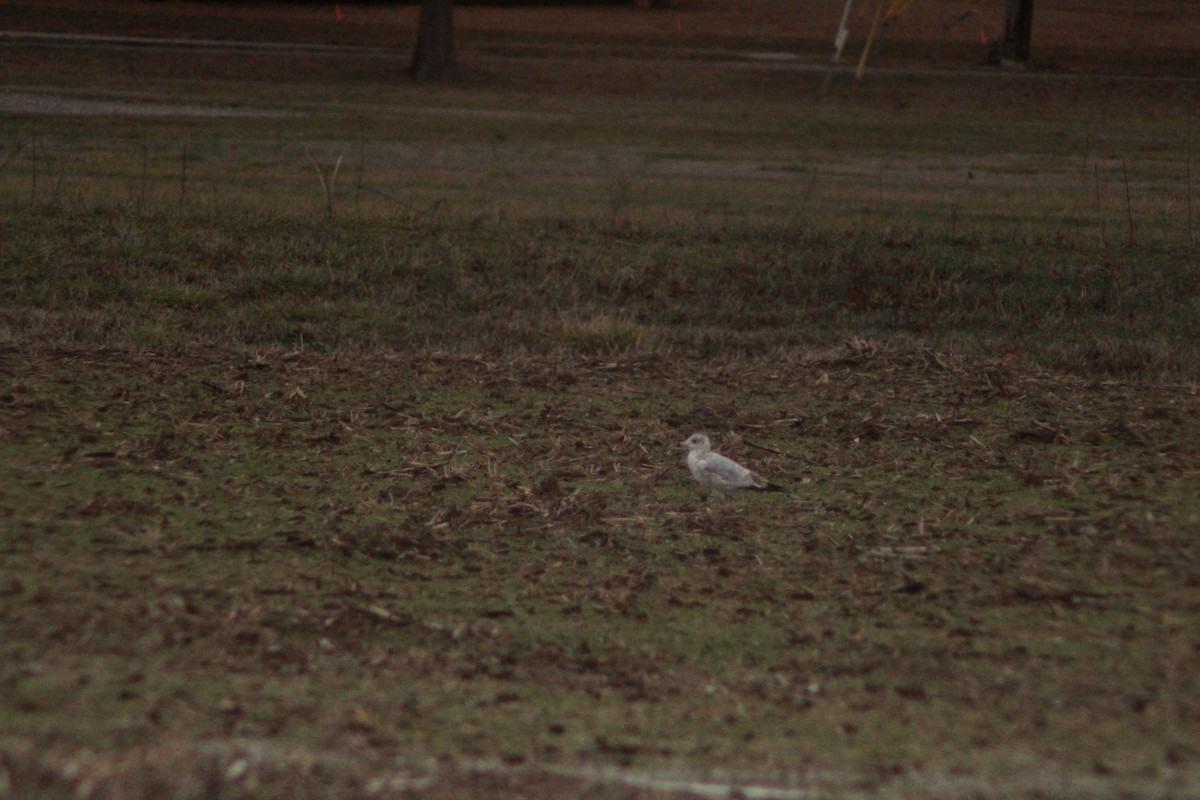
[681,433,711,452]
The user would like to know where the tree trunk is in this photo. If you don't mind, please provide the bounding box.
[998,0,1034,64]
[410,0,455,81]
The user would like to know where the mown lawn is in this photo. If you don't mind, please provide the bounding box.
[2,6,1199,798]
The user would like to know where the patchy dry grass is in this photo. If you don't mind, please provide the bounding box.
[2,343,1199,799]
[2,213,1197,378]
[2,3,1200,798]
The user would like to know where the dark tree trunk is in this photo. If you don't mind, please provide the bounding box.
[410,0,455,81]
[998,0,1034,64]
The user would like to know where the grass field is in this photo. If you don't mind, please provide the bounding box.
[2,2,1200,798]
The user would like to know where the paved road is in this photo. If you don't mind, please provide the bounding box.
[4,28,1199,85]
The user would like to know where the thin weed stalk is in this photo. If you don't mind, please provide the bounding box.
[48,142,72,207]
[179,145,188,213]
[0,140,27,191]
[139,139,149,215]
[1123,160,1136,247]
[29,134,38,206]
[1188,149,1194,245]
[307,149,343,218]
[356,129,366,215]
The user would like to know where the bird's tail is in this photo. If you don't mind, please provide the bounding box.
[749,482,787,493]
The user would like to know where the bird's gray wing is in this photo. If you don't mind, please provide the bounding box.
[697,453,757,489]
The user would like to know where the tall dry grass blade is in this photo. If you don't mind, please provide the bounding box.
[29,133,38,206]
[0,140,28,177]
[1123,160,1135,247]
[356,129,366,214]
[1188,149,1194,244]
[179,144,188,213]
[307,149,344,217]
[331,155,343,210]
[139,139,149,215]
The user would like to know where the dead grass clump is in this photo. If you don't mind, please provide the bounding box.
[550,313,659,356]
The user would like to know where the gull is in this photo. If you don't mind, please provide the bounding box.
[681,433,785,493]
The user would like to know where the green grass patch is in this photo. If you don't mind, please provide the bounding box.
[2,211,1197,378]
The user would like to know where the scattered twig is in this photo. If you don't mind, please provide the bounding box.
[742,418,804,430]
[866,545,938,561]
[1011,580,1128,606]
[742,438,799,460]
[920,347,954,372]
[355,604,413,627]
